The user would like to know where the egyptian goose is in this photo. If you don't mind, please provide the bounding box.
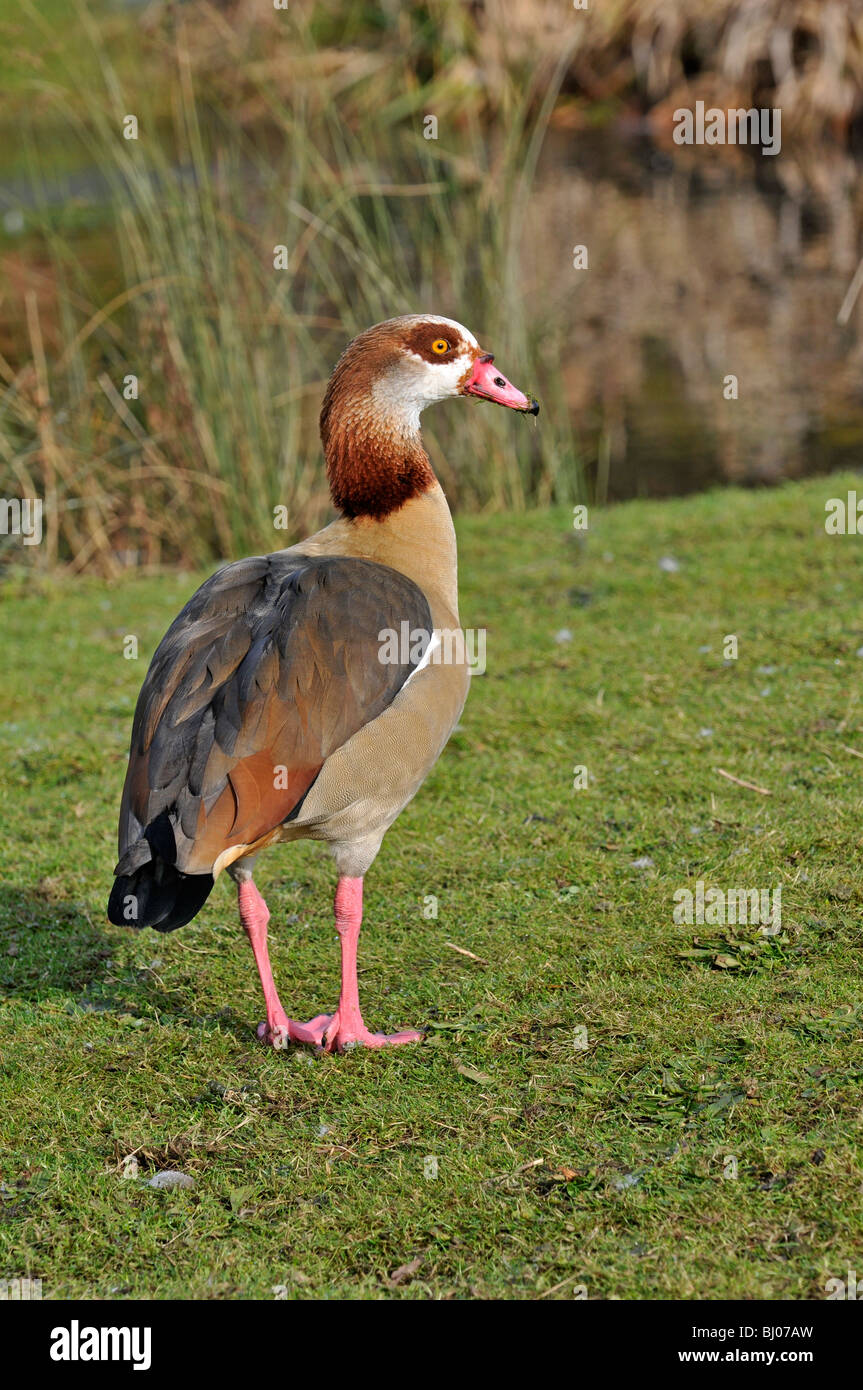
[107,315,538,1051]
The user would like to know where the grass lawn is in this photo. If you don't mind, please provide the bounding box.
[2,471,862,1300]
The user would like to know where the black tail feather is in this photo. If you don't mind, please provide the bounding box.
[108,814,214,932]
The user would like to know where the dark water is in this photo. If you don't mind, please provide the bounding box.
[528,128,863,500]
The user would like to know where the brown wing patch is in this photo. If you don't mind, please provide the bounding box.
[187,757,320,873]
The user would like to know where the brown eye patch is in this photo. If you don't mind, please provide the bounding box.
[403,321,464,363]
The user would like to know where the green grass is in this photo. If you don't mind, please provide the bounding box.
[2,472,863,1300]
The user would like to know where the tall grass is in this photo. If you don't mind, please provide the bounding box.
[0,2,583,574]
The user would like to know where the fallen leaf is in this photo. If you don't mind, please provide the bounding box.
[389,1257,422,1285]
[455,1062,495,1085]
[712,953,740,969]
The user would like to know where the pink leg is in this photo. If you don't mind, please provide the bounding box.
[237,880,297,1050]
[292,876,425,1053]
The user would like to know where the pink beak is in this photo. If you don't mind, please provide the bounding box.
[462,353,539,415]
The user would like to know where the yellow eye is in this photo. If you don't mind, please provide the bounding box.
[431,338,450,355]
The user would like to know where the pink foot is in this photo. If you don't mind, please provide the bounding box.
[316,1010,425,1053]
[255,1008,295,1051]
[256,1010,424,1053]
[283,1013,334,1048]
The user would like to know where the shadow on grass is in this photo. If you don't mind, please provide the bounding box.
[0,884,253,1042]
[0,884,110,997]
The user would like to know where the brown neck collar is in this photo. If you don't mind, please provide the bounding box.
[320,379,436,523]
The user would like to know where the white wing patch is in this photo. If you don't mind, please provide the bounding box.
[402,630,441,688]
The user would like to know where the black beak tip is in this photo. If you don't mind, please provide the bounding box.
[528,398,540,416]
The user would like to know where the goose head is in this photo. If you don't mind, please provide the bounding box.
[321,314,539,519]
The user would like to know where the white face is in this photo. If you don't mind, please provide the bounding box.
[371,316,479,429]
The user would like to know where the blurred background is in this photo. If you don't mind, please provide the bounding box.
[2,0,863,573]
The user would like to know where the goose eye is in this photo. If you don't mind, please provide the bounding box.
[431,338,450,355]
